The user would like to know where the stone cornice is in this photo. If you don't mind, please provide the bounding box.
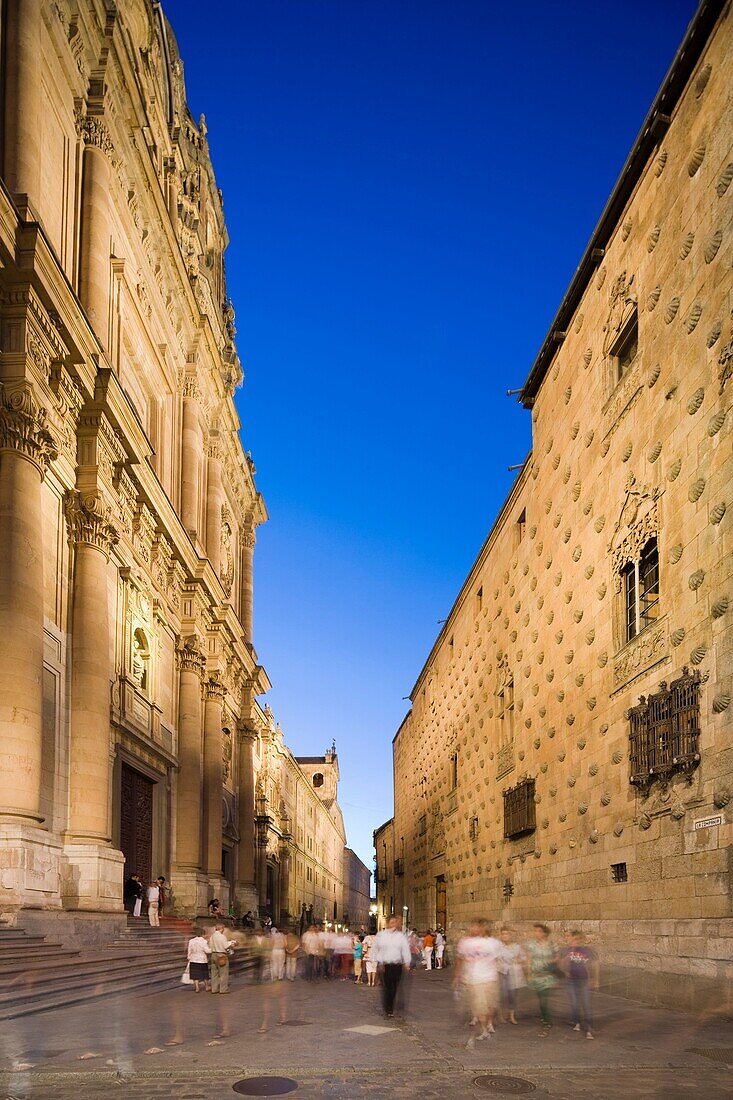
[0,381,58,476]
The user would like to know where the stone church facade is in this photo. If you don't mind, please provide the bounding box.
[379,0,732,1009]
[0,0,353,940]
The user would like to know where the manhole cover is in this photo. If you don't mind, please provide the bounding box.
[232,1078,298,1096]
[22,1050,67,1060]
[687,1048,733,1065]
[474,1076,537,1094]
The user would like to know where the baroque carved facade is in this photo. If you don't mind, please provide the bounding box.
[0,0,354,934]
[377,0,732,1011]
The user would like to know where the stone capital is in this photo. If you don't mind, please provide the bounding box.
[237,719,258,745]
[204,675,227,703]
[0,381,58,476]
[76,110,115,159]
[176,635,206,677]
[64,491,119,557]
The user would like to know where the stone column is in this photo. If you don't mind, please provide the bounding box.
[180,381,201,540]
[202,676,225,883]
[235,722,258,913]
[172,637,205,914]
[78,115,113,349]
[256,814,270,914]
[205,439,223,575]
[239,519,255,643]
[3,0,42,208]
[0,383,63,908]
[279,843,292,925]
[64,491,124,911]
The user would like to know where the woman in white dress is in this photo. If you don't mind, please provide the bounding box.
[363,933,377,986]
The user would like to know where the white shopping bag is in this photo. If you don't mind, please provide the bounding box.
[133,897,142,917]
[181,963,193,985]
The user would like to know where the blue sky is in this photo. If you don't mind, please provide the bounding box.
[169,0,697,870]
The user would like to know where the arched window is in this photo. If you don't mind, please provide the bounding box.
[312,772,324,789]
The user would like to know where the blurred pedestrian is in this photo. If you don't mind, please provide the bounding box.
[156,876,167,917]
[454,920,502,1045]
[525,924,559,1034]
[563,930,599,1039]
[363,931,377,986]
[270,927,286,980]
[353,934,364,983]
[373,916,411,1018]
[302,924,320,979]
[498,928,526,1024]
[208,924,236,994]
[422,930,435,970]
[187,927,212,993]
[434,929,446,969]
[285,929,300,981]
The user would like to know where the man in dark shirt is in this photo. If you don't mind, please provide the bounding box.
[564,931,599,1039]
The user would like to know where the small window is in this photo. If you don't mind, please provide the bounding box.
[497,677,515,743]
[613,312,638,381]
[623,538,660,642]
[516,508,526,546]
[611,863,628,883]
[476,586,483,614]
[503,777,536,838]
[418,814,427,836]
[450,753,458,791]
[312,772,324,788]
[469,816,479,842]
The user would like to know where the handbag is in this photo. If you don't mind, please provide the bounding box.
[181,963,193,985]
[215,953,229,966]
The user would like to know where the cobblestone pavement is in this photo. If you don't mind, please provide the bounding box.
[1,968,730,1098]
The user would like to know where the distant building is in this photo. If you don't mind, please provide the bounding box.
[377,0,731,1010]
[343,848,371,929]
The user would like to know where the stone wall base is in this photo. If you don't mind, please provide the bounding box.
[0,824,63,912]
[61,842,125,911]
[233,882,259,919]
[170,870,211,917]
[600,961,732,1016]
[9,908,127,950]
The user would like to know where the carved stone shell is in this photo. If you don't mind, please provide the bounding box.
[584,430,594,447]
[704,228,723,263]
[648,440,662,462]
[601,440,610,457]
[622,441,633,462]
[564,386,572,405]
[688,477,706,502]
[638,813,652,830]
[549,844,558,855]
[669,545,684,564]
[688,142,706,176]
[695,63,712,97]
[573,608,584,623]
[670,627,686,646]
[572,545,582,562]
[648,363,661,387]
[583,348,592,367]
[594,515,606,533]
[647,285,661,311]
[690,644,707,665]
[716,162,733,197]
[598,652,608,669]
[621,218,632,241]
[571,422,580,441]
[710,501,726,525]
[596,267,607,289]
[567,775,576,787]
[586,629,595,646]
[613,821,624,837]
[584,563,594,578]
[562,465,571,485]
[712,692,730,714]
[670,803,685,821]
[707,410,726,436]
[586,698,597,712]
[654,150,667,177]
[552,453,560,470]
[596,584,607,601]
[612,751,623,765]
[706,321,722,348]
[600,792,611,806]
[589,830,599,844]
[647,224,661,252]
[711,595,729,619]
[667,458,682,481]
[578,802,588,815]
[665,296,680,323]
[685,303,703,333]
[679,231,695,259]
[713,787,730,808]
[572,481,581,501]
[565,651,574,665]
[557,751,565,762]
[689,569,705,590]
[687,387,705,414]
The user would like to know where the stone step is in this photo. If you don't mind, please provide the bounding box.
[0,959,186,1020]
[0,946,79,965]
[0,949,153,976]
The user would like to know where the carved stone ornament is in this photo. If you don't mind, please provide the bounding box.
[222,727,233,784]
[0,381,58,476]
[64,491,119,557]
[602,271,636,357]
[176,635,206,676]
[205,675,227,702]
[220,505,234,597]
[75,109,115,159]
[610,476,660,592]
[719,330,733,395]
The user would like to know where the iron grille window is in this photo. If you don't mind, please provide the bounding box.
[623,537,659,642]
[611,863,628,883]
[418,813,427,836]
[394,858,404,876]
[629,666,701,786]
[503,777,536,838]
[469,816,479,842]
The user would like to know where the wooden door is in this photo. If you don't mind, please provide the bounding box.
[435,876,447,930]
[120,763,154,887]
